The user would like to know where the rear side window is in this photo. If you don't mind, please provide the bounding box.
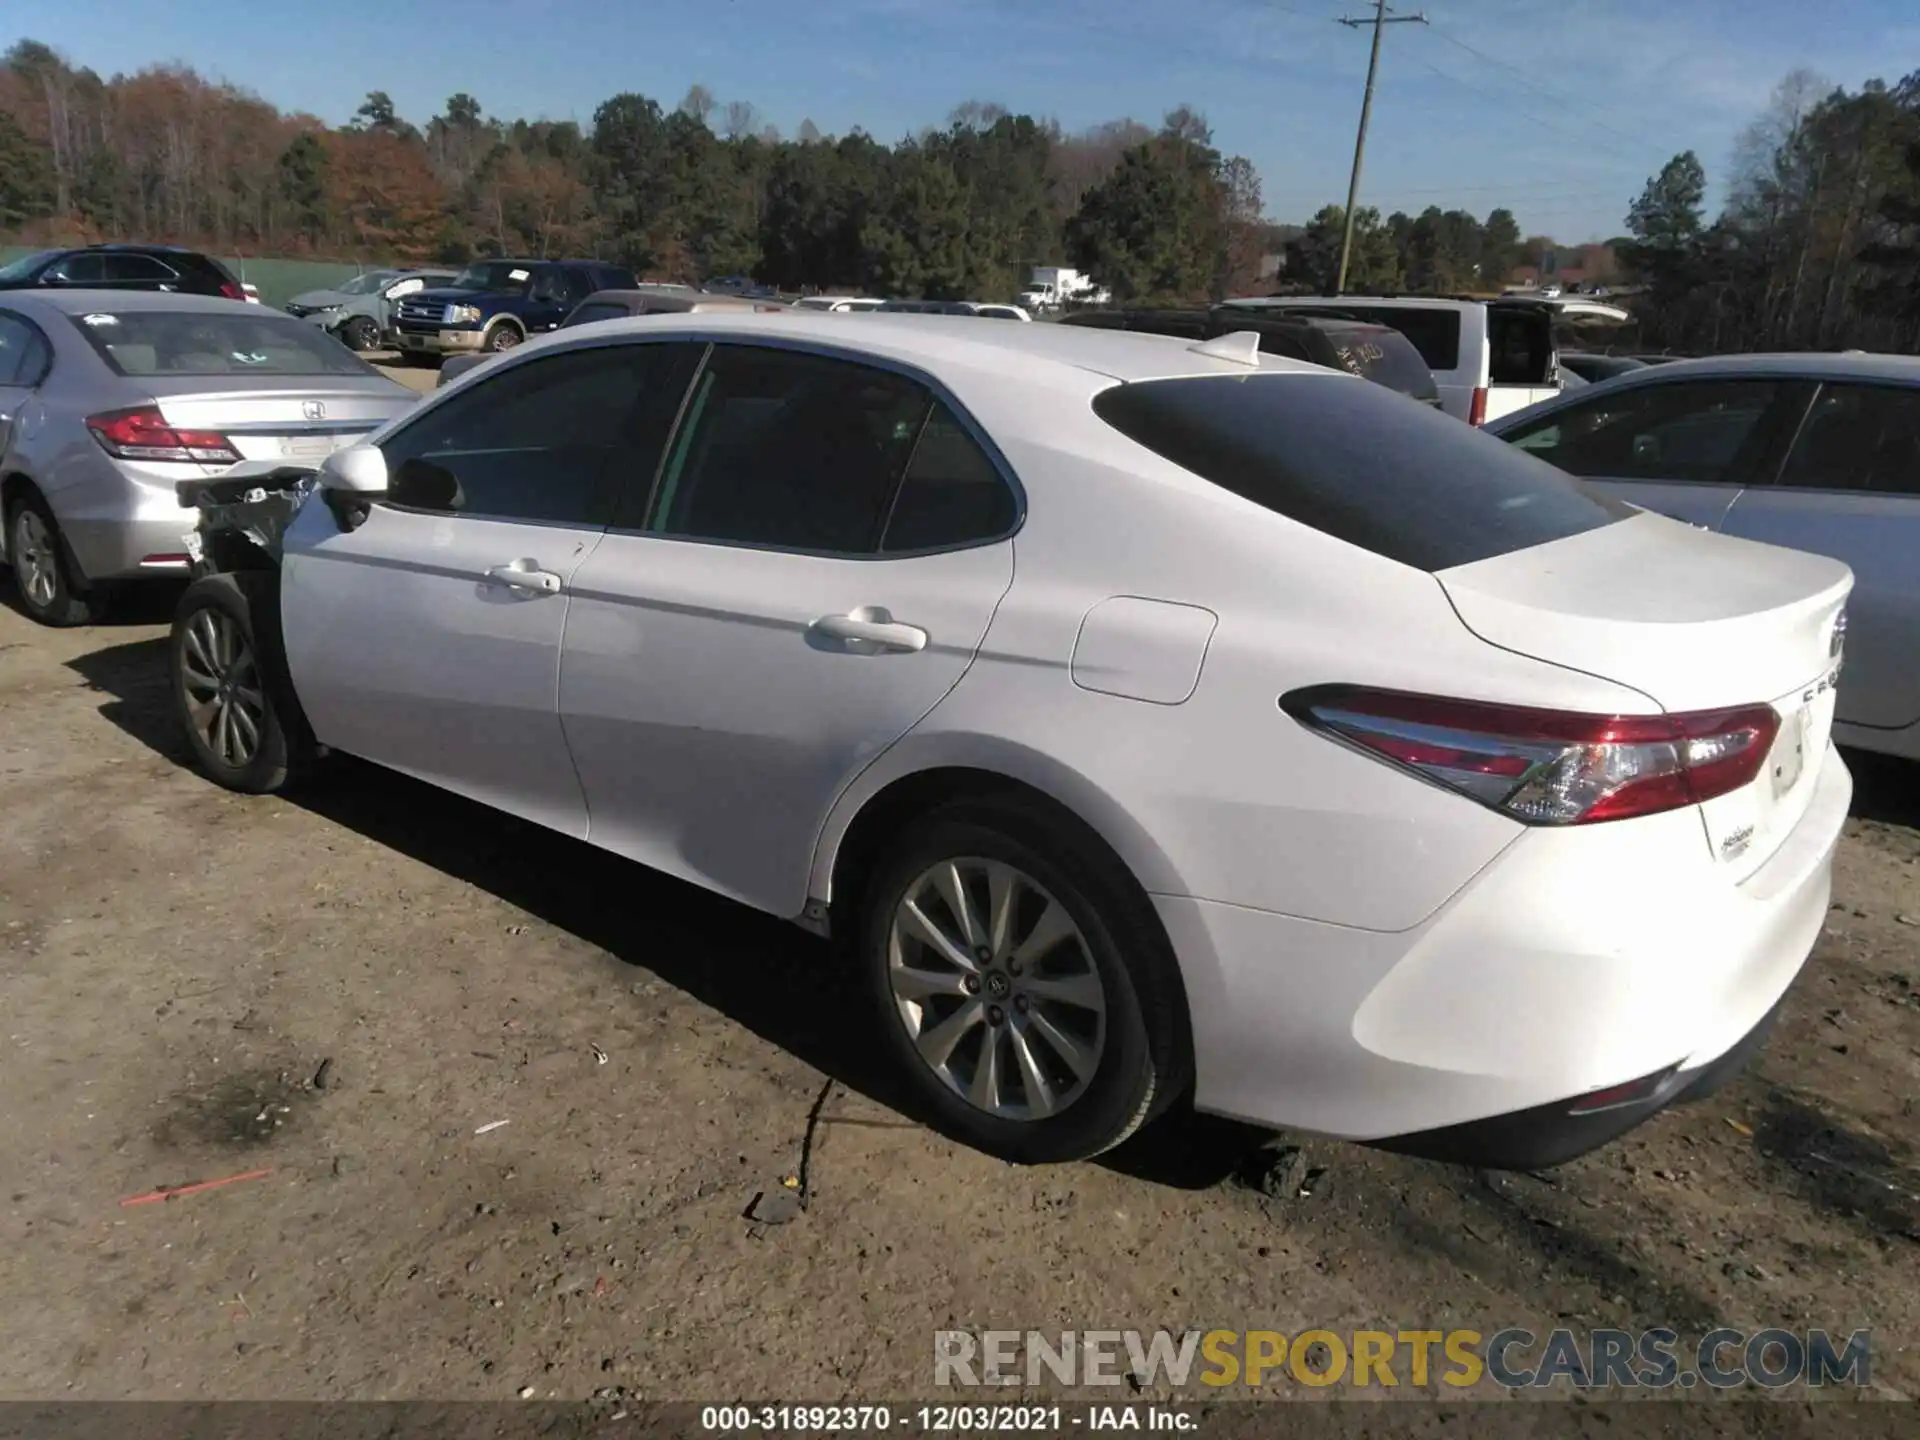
[1778,383,1920,496]
[1092,373,1633,572]
[882,404,1018,551]
[102,254,177,282]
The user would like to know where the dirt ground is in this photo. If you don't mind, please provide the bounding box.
[0,470,1916,1405]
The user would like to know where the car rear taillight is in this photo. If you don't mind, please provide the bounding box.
[219,280,246,301]
[1468,386,1488,426]
[87,406,241,465]
[1282,686,1780,825]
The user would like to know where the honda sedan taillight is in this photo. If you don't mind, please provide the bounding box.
[87,406,241,465]
[1282,685,1780,825]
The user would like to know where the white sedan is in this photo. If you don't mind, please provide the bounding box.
[166,313,1854,1170]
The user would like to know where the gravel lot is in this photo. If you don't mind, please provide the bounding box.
[0,444,1915,1407]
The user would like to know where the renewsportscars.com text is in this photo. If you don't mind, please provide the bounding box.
[933,1327,1872,1391]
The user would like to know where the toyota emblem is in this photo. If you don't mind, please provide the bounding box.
[302,400,326,421]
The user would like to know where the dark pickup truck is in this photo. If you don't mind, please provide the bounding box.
[391,259,636,362]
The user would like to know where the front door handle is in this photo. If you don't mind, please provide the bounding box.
[484,561,562,595]
[810,607,928,653]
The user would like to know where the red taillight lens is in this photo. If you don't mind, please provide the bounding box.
[1468,386,1489,426]
[1282,686,1780,825]
[87,406,241,465]
[219,280,246,301]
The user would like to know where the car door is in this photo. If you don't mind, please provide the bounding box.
[1495,376,1804,530]
[559,340,1018,917]
[279,342,684,837]
[1721,379,1920,734]
[523,270,579,334]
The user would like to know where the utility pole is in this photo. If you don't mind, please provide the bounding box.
[1334,1,1426,294]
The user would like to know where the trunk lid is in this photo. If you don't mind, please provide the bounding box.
[150,378,415,468]
[1437,511,1852,877]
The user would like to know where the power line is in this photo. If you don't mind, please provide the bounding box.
[1334,1,1428,293]
[1424,21,1675,154]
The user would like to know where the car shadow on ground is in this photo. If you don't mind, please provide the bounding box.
[61,633,1272,1189]
[0,573,185,628]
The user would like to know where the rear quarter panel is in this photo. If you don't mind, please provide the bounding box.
[811,369,1662,935]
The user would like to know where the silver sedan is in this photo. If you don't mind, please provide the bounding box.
[1488,351,1920,762]
[0,290,417,625]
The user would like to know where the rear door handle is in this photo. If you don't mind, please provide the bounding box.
[810,607,928,653]
[484,561,562,595]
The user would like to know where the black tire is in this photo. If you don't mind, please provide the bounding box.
[6,489,94,626]
[856,796,1191,1165]
[340,315,381,352]
[482,322,523,353]
[169,572,314,795]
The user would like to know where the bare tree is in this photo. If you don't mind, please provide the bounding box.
[797,117,822,144]
[721,98,758,140]
[677,84,716,126]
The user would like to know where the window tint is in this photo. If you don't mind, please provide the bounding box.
[1502,380,1783,484]
[1778,383,1920,496]
[1314,324,1438,402]
[1283,305,1461,372]
[0,313,50,385]
[882,404,1017,551]
[1488,307,1552,385]
[382,343,695,527]
[101,253,176,283]
[651,345,929,553]
[1093,372,1633,573]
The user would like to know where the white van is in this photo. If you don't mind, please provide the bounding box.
[1219,294,1630,426]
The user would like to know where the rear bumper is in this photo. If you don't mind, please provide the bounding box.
[1368,993,1785,1169]
[1157,745,1851,1164]
[28,460,200,582]
[395,327,483,354]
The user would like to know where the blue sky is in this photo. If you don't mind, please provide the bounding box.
[13,0,1918,241]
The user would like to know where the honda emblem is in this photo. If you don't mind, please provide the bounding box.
[302,400,326,421]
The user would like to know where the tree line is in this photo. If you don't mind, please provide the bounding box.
[0,41,1284,302]
[1617,69,1920,353]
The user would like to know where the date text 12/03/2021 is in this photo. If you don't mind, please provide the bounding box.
[700,1405,1194,1431]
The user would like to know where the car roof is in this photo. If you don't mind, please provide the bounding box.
[1590,351,1920,385]
[526,309,1333,385]
[4,289,277,317]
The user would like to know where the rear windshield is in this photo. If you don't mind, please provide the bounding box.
[565,301,631,327]
[1311,324,1438,401]
[1281,305,1462,372]
[1091,373,1633,572]
[68,309,374,378]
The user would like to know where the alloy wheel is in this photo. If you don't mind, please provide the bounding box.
[886,857,1107,1121]
[12,508,58,612]
[179,608,267,767]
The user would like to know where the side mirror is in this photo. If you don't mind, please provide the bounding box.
[318,443,389,496]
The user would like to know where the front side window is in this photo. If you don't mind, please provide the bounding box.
[380,343,697,526]
[1777,383,1920,496]
[49,253,106,284]
[651,345,933,554]
[1502,379,1784,484]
